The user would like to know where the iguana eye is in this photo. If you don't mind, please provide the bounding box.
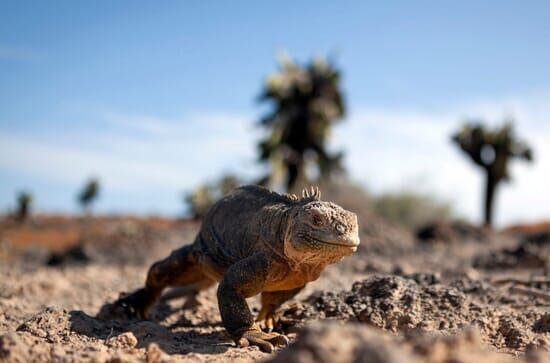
[335,223,346,234]
[313,215,324,226]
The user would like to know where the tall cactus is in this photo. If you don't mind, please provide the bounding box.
[257,55,345,191]
[452,121,533,227]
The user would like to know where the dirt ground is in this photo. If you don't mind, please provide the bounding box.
[1,213,549,362]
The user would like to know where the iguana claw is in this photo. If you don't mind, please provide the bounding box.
[236,326,289,353]
[256,309,299,333]
[113,288,154,319]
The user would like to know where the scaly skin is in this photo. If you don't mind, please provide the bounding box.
[113,185,360,353]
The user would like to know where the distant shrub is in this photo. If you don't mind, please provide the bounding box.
[185,175,241,219]
[15,191,32,222]
[78,178,100,213]
[320,180,454,230]
[371,191,453,229]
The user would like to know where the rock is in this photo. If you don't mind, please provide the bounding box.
[0,333,28,362]
[497,317,529,350]
[346,276,469,332]
[416,221,455,243]
[304,291,354,320]
[106,331,138,349]
[46,243,91,267]
[402,272,440,285]
[267,321,413,363]
[16,307,71,341]
[409,328,521,363]
[474,240,548,270]
[416,220,487,244]
[269,322,542,363]
[285,274,547,354]
[146,343,173,363]
[533,314,550,333]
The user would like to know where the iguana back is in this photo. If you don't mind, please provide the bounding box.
[194,185,294,269]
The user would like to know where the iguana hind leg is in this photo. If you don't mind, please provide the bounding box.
[256,287,304,332]
[115,245,211,319]
[217,253,289,353]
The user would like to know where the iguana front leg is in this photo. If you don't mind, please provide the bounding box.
[217,253,289,353]
[256,287,304,332]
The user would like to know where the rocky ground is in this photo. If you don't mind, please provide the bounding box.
[1,213,549,362]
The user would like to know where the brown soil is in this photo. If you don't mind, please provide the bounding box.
[1,214,549,362]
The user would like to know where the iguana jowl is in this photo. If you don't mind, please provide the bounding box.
[114,185,360,352]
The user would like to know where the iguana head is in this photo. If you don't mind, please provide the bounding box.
[284,188,360,260]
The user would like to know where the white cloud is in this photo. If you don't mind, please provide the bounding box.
[1,92,549,225]
[333,92,550,226]
[0,111,259,194]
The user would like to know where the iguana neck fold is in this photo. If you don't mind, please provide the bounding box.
[258,204,294,263]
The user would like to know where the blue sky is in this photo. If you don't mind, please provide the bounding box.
[1,1,549,225]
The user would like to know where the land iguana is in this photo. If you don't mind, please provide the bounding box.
[113,185,360,352]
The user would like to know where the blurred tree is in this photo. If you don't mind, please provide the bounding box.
[257,55,345,191]
[185,186,214,220]
[219,175,241,196]
[78,178,100,213]
[15,191,32,222]
[185,174,241,219]
[452,120,533,227]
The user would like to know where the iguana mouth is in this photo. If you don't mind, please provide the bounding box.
[298,232,358,248]
[317,240,358,248]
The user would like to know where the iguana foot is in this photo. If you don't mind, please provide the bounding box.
[256,309,299,333]
[235,326,289,353]
[113,288,156,319]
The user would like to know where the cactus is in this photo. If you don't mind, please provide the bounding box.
[452,120,533,227]
[257,55,345,191]
[15,191,32,222]
[78,178,100,213]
